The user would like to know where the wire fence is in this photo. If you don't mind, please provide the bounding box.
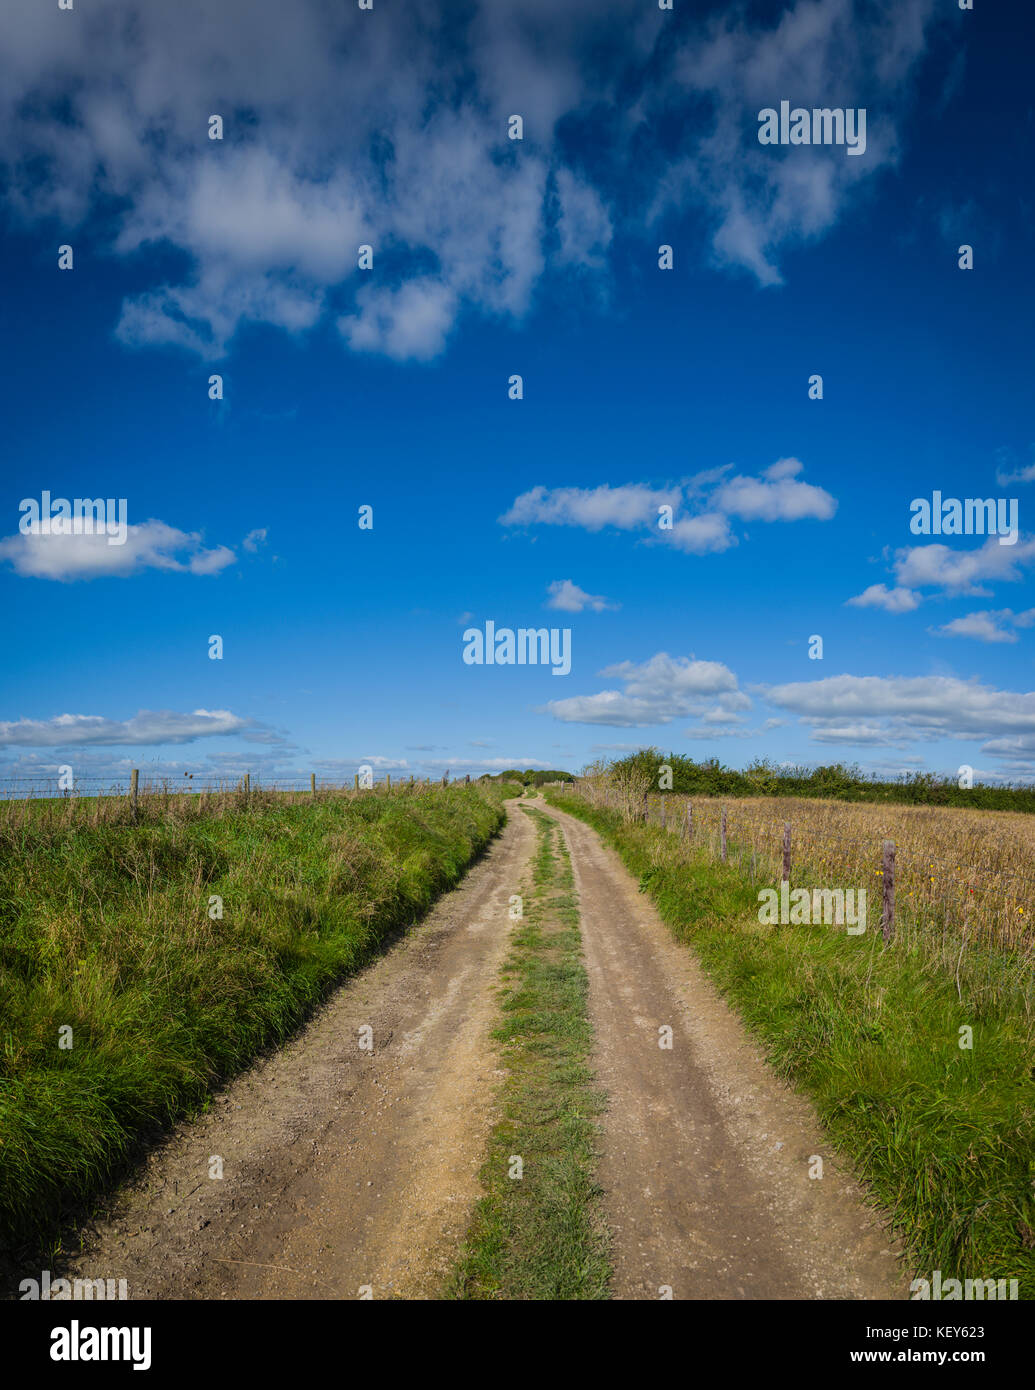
[0,771,486,801]
[563,780,1035,972]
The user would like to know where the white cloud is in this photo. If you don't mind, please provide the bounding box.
[338,279,458,362]
[712,458,836,522]
[668,513,735,555]
[892,536,1035,596]
[764,673,1035,753]
[0,709,260,748]
[929,609,1035,645]
[545,579,616,612]
[0,520,237,581]
[980,737,1035,760]
[846,583,921,613]
[651,0,937,284]
[545,652,749,727]
[502,460,835,555]
[501,483,677,532]
[0,0,939,358]
[242,528,268,552]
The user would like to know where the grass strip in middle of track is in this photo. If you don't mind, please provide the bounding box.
[447,806,610,1299]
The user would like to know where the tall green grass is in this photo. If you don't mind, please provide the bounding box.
[0,787,506,1247]
[546,791,1035,1299]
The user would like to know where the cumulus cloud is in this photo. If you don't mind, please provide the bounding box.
[545,652,749,727]
[545,579,616,612]
[929,608,1035,644]
[502,484,677,532]
[891,536,1035,596]
[0,709,264,748]
[711,458,836,522]
[0,519,238,581]
[338,279,458,362]
[849,536,1035,611]
[0,0,940,359]
[846,583,921,613]
[668,513,736,555]
[502,460,835,556]
[764,673,1035,754]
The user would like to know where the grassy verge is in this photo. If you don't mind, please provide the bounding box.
[0,786,507,1247]
[447,807,610,1299]
[545,791,1035,1298]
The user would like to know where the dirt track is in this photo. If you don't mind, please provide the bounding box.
[46,795,905,1300]
[46,803,534,1301]
[537,801,905,1300]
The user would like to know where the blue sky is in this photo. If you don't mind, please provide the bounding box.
[2,0,1034,788]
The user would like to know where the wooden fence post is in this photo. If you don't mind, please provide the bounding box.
[881,840,896,944]
[660,796,666,830]
[465,773,470,785]
[243,773,250,799]
[442,772,448,787]
[354,774,359,791]
[310,773,316,796]
[130,768,139,820]
[782,822,791,883]
[721,806,728,863]
[642,790,648,823]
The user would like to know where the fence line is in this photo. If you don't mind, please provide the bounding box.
[0,769,519,802]
[558,781,1035,955]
